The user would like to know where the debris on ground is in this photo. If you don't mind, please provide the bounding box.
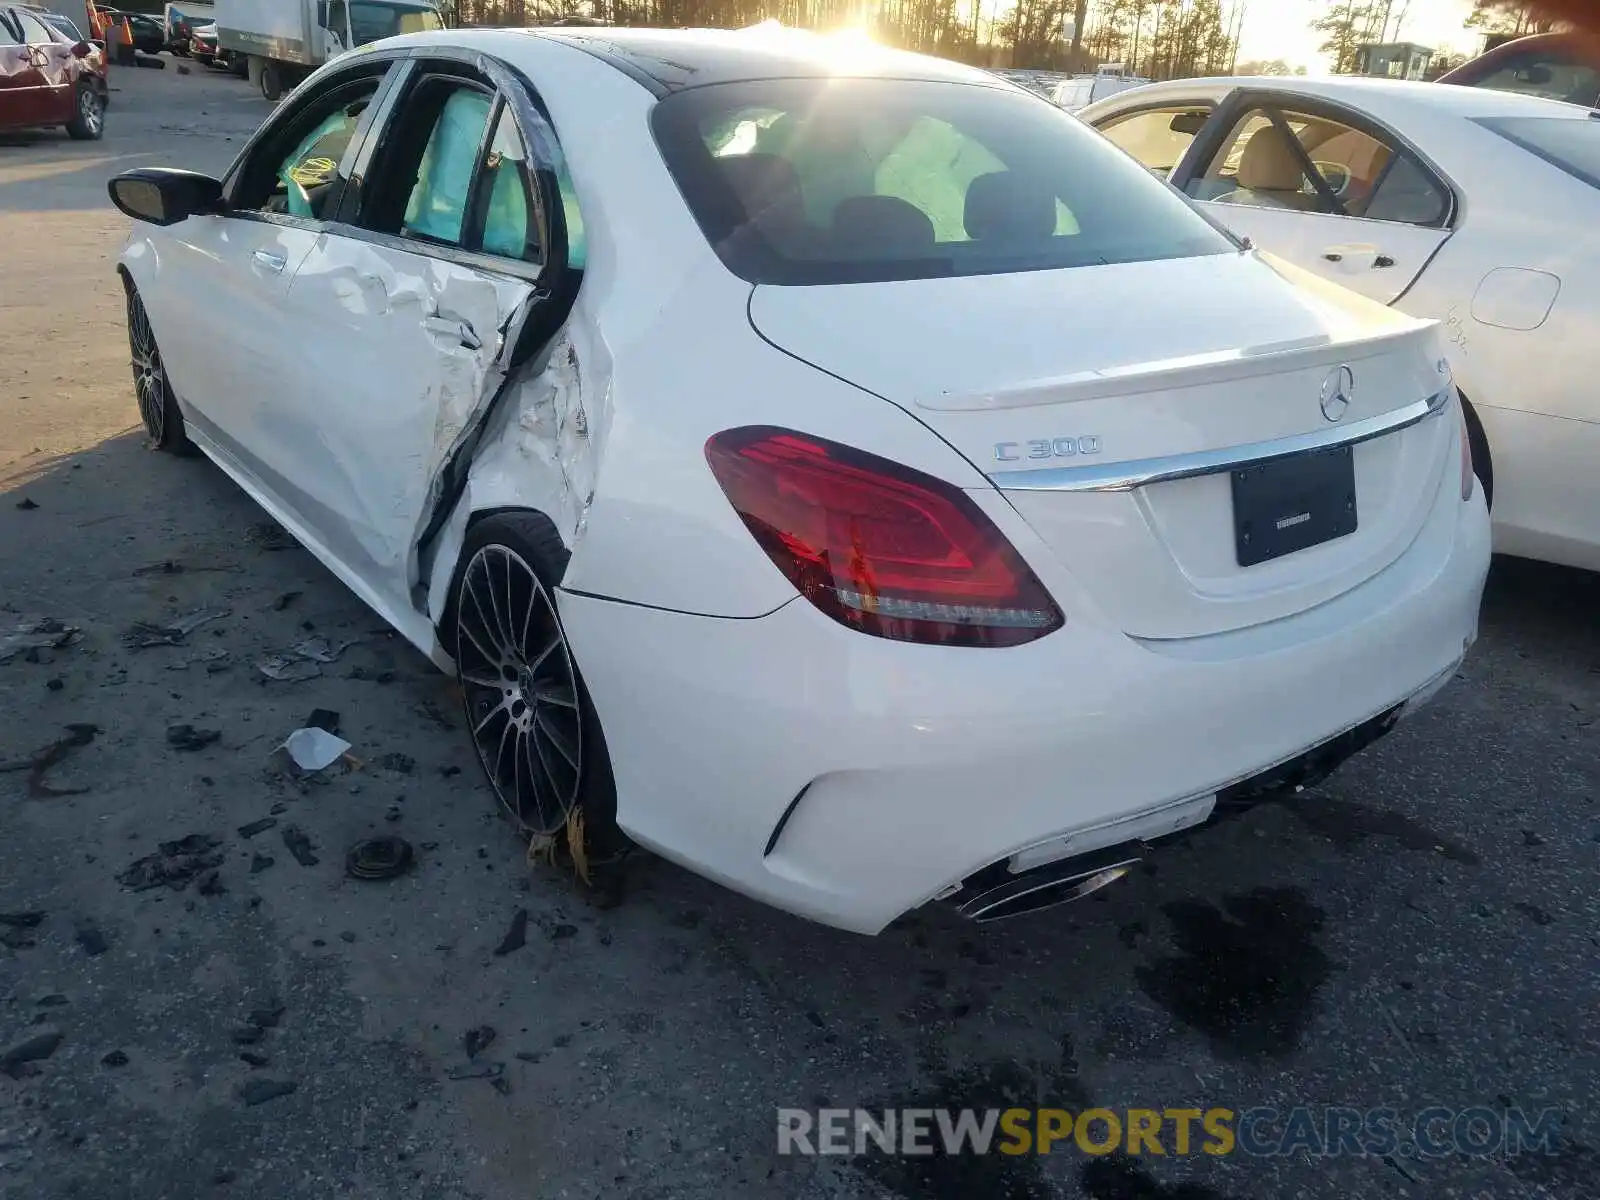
[167,647,230,674]
[446,1061,503,1082]
[463,1026,496,1059]
[15,497,39,510]
[414,700,454,731]
[0,723,99,797]
[493,909,528,957]
[132,560,184,576]
[2,1028,62,1078]
[35,995,67,1008]
[0,617,80,664]
[278,727,351,773]
[166,724,221,753]
[196,869,225,896]
[305,708,340,735]
[249,1005,284,1029]
[231,1026,264,1046]
[281,826,319,867]
[237,817,278,839]
[239,1051,269,1068]
[236,1079,297,1107]
[272,591,301,611]
[0,910,44,950]
[258,655,321,683]
[74,924,108,957]
[294,636,357,664]
[345,836,414,881]
[117,834,224,892]
[45,678,63,691]
[101,1050,128,1068]
[121,607,228,649]
[377,752,414,775]
[249,853,274,874]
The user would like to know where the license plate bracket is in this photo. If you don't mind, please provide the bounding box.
[1231,444,1357,567]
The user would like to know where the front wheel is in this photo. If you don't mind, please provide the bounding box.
[259,59,282,101]
[448,513,626,863]
[125,284,194,454]
[65,82,104,141]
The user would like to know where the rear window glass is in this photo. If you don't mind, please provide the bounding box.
[651,77,1236,285]
[1476,115,1600,190]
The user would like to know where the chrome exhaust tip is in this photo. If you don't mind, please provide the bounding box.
[947,849,1143,924]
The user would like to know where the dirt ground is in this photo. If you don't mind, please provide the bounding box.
[2,63,1599,1200]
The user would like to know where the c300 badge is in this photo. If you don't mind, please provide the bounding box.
[994,436,1102,463]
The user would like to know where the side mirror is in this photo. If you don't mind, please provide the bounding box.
[108,168,225,226]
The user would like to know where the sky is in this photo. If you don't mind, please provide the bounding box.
[1235,0,1480,72]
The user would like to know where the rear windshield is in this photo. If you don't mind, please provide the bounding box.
[1476,115,1600,190]
[651,77,1236,285]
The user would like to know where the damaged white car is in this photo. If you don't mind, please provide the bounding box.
[109,26,1490,935]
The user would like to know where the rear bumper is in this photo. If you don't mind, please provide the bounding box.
[560,476,1489,935]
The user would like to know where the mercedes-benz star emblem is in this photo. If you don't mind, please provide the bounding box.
[1320,364,1354,423]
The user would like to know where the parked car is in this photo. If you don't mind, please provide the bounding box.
[98,8,165,54]
[187,17,214,63]
[1438,31,1600,108]
[162,1,210,53]
[1049,64,1151,112]
[1083,76,1600,574]
[107,27,1487,934]
[0,2,106,138]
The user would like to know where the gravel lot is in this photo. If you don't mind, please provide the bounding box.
[2,62,1598,1200]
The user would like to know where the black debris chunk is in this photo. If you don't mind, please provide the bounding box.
[340,931,357,944]
[197,870,226,896]
[0,723,99,797]
[439,765,461,778]
[0,911,44,950]
[237,818,278,839]
[231,1027,265,1046]
[118,835,224,892]
[46,678,64,692]
[345,836,413,881]
[463,1026,496,1059]
[214,1168,237,1185]
[490,1076,512,1095]
[269,803,288,816]
[133,560,184,576]
[249,1006,285,1029]
[272,591,301,611]
[167,724,221,752]
[236,1078,297,1106]
[385,806,402,823]
[515,1051,542,1064]
[75,924,109,957]
[446,1062,503,1082]
[493,910,528,957]
[0,911,44,928]
[239,1051,270,1068]
[551,924,578,941]
[249,853,275,874]
[15,497,39,510]
[281,826,319,867]
[2,1028,63,1077]
[36,994,69,1008]
[377,752,415,775]
[101,1050,129,1068]
[305,708,340,735]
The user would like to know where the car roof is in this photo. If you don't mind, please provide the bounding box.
[526,25,1007,94]
[1095,73,1598,121]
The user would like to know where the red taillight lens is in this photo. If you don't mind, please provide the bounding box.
[705,427,1063,647]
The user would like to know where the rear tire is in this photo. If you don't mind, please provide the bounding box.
[124,283,195,455]
[259,59,282,101]
[446,512,626,860]
[65,81,104,141]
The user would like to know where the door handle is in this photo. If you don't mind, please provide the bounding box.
[251,249,287,274]
[423,314,481,351]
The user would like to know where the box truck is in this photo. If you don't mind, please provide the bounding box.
[216,0,442,100]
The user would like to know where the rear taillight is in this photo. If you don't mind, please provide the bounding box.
[705,427,1063,648]
[1458,398,1475,502]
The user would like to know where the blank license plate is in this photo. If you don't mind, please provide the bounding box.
[1231,445,1357,567]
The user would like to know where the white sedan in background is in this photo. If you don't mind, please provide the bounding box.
[1083,77,1600,573]
[109,27,1486,934]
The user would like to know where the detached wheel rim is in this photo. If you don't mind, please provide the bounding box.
[127,291,165,444]
[81,87,102,134]
[456,544,582,834]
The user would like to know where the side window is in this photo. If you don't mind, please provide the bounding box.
[16,10,53,42]
[1475,53,1600,105]
[232,72,387,219]
[477,107,538,260]
[401,86,494,246]
[0,16,20,46]
[1097,107,1208,178]
[1191,105,1447,227]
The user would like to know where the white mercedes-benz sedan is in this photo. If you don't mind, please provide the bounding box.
[1081,76,1600,574]
[108,26,1489,934]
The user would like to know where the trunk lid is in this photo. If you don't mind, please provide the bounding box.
[748,251,1455,640]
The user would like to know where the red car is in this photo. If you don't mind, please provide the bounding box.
[1438,31,1600,108]
[0,3,107,138]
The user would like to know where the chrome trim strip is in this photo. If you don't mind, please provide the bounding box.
[989,387,1452,493]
